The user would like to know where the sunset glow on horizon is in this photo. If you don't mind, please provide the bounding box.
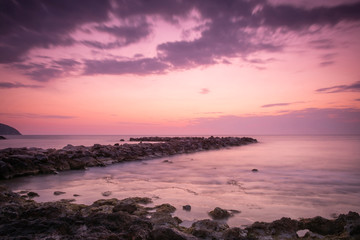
[1,0,360,135]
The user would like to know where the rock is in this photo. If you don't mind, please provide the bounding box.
[209,207,231,219]
[0,136,258,179]
[251,168,258,172]
[54,191,66,196]
[120,139,125,142]
[163,159,173,163]
[0,187,359,240]
[0,136,6,140]
[73,194,80,197]
[102,191,112,197]
[183,205,191,211]
[0,123,21,135]
[27,191,39,198]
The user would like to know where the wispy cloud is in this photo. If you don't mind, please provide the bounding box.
[261,102,291,108]
[0,82,42,89]
[0,113,76,119]
[186,108,360,135]
[199,88,210,94]
[316,81,360,93]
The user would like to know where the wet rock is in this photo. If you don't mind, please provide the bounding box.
[0,136,6,140]
[0,136,258,179]
[120,139,125,142]
[183,205,191,211]
[302,215,345,235]
[251,168,258,172]
[73,194,80,197]
[209,207,231,219]
[151,226,197,240]
[54,191,66,196]
[190,219,229,239]
[27,191,39,198]
[102,191,112,197]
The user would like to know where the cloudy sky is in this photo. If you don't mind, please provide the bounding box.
[0,0,359,135]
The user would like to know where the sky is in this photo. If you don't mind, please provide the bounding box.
[0,0,360,135]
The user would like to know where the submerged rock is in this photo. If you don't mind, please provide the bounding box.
[27,191,39,198]
[209,207,232,219]
[183,205,191,211]
[102,191,112,197]
[53,191,66,196]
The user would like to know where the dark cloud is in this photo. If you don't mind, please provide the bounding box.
[258,2,360,30]
[1,0,360,76]
[84,58,169,75]
[0,82,42,89]
[0,0,111,63]
[13,59,80,82]
[316,81,360,93]
[261,103,291,108]
[81,40,123,50]
[96,21,151,44]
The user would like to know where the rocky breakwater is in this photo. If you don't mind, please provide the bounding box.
[0,186,359,240]
[0,136,257,179]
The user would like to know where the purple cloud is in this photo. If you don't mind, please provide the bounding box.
[84,58,169,75]
[261,103,291,108]
[13,59,81,82]
[0,82,42,89]
[0,0,111,63]
[316,81,360,93]
[309,39,335,50]
[1,0,360,76]
[187,108,360,135]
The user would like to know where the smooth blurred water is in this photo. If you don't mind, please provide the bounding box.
[1,135,360,227]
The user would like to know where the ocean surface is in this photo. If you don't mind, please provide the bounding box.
[1,135,360,227]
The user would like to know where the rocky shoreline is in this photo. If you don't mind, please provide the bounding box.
[0,186,359,240]
[0,136,257,179]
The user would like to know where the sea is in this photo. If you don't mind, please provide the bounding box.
[1,135,360,227]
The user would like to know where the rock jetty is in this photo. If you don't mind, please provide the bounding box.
[0,136,257,179]
[0,186,359,240]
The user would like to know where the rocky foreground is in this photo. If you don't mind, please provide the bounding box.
[0,136,257,179]
[0,186,359,240]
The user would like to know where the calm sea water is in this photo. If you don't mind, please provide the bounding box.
[1,135,360,227]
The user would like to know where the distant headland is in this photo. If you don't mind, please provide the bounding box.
[0,123,21,135]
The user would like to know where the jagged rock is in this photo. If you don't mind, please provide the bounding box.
[0,186,359,240]
[0,136,258,179]
[27,191,39,198]
[54,191,66,196]
[209,207,231,219]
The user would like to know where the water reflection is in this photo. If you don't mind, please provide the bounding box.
[2,135,360,227]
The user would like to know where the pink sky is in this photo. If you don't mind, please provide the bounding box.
[0,0,360,135]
